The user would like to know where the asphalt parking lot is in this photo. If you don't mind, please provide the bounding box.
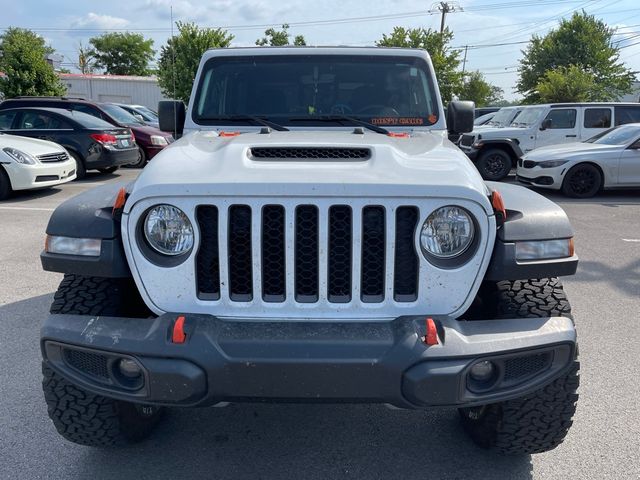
[1,170,639,480]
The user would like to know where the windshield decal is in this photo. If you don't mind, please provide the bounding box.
[370,117,429,126]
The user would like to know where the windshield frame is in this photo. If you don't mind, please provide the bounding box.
[190,53,441,130]
[510,106,545,127]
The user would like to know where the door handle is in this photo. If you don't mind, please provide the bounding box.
[565,134,577,137]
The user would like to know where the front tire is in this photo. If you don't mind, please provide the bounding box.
[69,151,86,180]
[562,163,602,198]
[128,147,147,168]
[0,167,12,200]
[459,278,579,455]
[43,275,160,446]
[476,148,513,181]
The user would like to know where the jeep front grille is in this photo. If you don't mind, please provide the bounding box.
[195,202,420,305]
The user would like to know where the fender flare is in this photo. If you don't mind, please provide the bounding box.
[477,139,524,160]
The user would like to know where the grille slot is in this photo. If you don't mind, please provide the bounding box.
[228,205,253,301]
[328,205,352,303]
[196,206,220,300]
[251,147,371,160]
[504,353,551,381]
[64,349,109,380]
[459,135,475,147]
[37,152,69,163]
[262,205,286,302]
[393,207,419,302]
[361,206,386,302]
[295,205,319,302]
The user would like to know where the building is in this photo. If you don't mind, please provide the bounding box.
[58,73,169,110]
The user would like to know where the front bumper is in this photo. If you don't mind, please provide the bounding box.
[4,159,76,191]
[42,313,577,409]
[516,166,564,189]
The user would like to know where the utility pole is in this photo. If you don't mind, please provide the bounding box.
[462,45,469,74]
[431,2,462,33]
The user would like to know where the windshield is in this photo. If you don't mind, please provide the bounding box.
[511,107,544,127]
[585,125,640,145]
[136,106,158,119]
[192,55,439,127]
[101,104,144,125]
[487,108,519,127]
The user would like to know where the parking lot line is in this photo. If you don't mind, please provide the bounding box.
[0,206,55,212]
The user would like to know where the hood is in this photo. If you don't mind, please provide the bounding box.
[0,133,66,156]
[473,127,527,139]
[523,141,622,159]
[126,130,493,213]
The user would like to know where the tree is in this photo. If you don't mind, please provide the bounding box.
[256,24,306,46]
[0,27,66,98]
[377,27,463,103]
[517,11,634,103]
[77,41,96,75]
[89,32,155,75]
[157,22,234,104]
[535,65,597,103]
[458,70,504,106]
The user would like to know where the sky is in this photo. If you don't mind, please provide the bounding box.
[2,0,640,100]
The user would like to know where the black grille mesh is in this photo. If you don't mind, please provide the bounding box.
[228,205,253,301]
[361,206,386,302]
[459,135,475,147]
[262,205,286,302]
[328,206,352,303]
[393,207,419,302]
[64,349,109,380]
[196,206,220,299]
[504,353,551,381]
[295,205,319,302]
[251,147,371,160]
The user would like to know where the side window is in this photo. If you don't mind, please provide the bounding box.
[543,109,577,129]
[72,104,102,119]
[614,106,640,126]
[17,111,56,129]
[0,112,16,130]
[584,108,611,128]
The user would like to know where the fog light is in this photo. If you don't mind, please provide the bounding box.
[117,358,142,378]
[470,360,495,382]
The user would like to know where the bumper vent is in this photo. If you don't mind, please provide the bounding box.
[64,349,109,380]
[250,147,371,160]
[504,353,551,381]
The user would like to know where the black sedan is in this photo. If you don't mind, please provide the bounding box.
[0,107,138,179]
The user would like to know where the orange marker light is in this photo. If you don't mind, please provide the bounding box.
[112,187,127,216]
[219,131,241,137]
[172,315,187,344]
[568,237,575,257]
[387,132,410,138]
[491,190,506,222]
[424,317,439,346]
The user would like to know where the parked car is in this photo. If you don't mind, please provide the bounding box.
[40,46,580,456]
[474,106,500,118]
[517,123,640,197]
[0,97,173,167]
[0,132,76,200]
[478,106,523,129]
[115,104,160,128]
[459,102,640,180]
[0,107,138,179]
[473,112,494,126]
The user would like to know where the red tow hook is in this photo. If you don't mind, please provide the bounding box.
[424,317,439,346]
[172,315,187,344]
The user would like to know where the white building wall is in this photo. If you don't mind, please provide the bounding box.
[619,81,640,103]
[59,74,169,110]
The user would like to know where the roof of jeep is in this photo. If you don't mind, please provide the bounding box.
[203,46,428,57]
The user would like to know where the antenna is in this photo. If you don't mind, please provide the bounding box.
[170,5,178,139]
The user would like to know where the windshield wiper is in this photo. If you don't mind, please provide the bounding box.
[198,115,289,131]
[289,115,390,135]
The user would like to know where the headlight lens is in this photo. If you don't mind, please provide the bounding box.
[420,206,475,259]
[144,205,194,256]
[3,147,37,165]
[150,135,169,146]
[537,160,568,168]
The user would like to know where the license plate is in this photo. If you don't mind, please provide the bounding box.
[121,139,130,147]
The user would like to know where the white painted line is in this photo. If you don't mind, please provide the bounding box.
[0,206,55,212]
[622,238,640,242]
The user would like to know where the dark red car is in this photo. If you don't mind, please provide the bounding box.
[0,97,173,167]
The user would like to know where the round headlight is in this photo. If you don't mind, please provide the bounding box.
[144,205,194,256]
[420,206,475,259]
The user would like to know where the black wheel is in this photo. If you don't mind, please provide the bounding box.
[98,166,119,174]
[127,147,147,168]
[459,278,579,455]
[69,151,86,180]
[43,275,160,446]
[562,163,602,198]
[477,149,512,181]
[0,167,12,200]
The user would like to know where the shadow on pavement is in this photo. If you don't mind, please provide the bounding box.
[1,294,533,480]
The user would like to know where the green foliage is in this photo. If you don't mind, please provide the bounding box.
[458,70,504,106]
[517,11,634,103]
[535,65,597,102]
[157,22,234,104]
[256,24,306,46]
[89,32,155,75]
[77,41,96,75]
[376,27,464,103]
[0,27,66,98]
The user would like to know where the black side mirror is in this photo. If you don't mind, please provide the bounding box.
[158,100,186,137]
[447,101,475,135]
[540,118,552,131]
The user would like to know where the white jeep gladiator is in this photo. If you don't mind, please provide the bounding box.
[40,47,579,455]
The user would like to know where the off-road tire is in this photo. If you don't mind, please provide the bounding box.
[0,167,12,200]
[459,278,579,455]
[44,275,161,446]
[69,151,86,180]
[477,148,512,181]
[561,163,602,198]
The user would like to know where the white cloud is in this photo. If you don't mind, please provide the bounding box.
[71,12,130,29]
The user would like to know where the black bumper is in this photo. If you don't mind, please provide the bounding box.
[41,313,576,409]
[85,147,139,169]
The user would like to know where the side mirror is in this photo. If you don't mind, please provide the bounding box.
[540,118,552,131]
[158,100,186,137]
[447,101,475,135]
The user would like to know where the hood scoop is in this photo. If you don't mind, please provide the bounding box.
[249,147,371,161]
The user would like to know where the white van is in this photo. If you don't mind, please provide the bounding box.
[458,103,640,180]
